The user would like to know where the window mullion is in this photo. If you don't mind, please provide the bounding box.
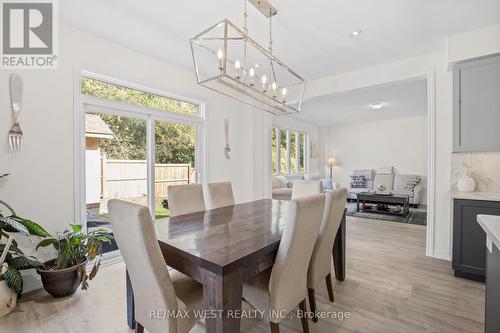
[286,130,290,175]
[147,116,156,219]
[295,132,299,174]
[277,129,281,175]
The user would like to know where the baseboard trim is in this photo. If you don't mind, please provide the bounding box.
[86,250,123,270]
[432,250,451,261]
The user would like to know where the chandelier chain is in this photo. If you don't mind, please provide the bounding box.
[243,0,248,73]
[243,0,248,34]
[269,10,277,83]
[268,10,273,54]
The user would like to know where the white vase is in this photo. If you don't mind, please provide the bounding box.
[457,171,476,192]
[0,280,17,318]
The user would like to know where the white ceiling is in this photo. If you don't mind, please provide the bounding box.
[293,79,428,125]
[60,0,500,80]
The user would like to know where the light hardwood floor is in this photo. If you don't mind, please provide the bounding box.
[0,217,485,332]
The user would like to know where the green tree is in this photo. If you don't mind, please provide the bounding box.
[82,78,197,164]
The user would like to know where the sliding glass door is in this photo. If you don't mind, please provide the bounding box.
[85,113,148,225]
[80,73,204,253]
[154,121,198,220]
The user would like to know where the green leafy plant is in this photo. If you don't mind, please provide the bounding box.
[36,224,112,290]
[0,194,49,294]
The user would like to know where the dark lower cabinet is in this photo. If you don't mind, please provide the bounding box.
[452,199,500,282]
[486,243,500,333]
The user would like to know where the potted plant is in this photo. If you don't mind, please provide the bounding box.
[0,174,49,316]
[36,224,112,298]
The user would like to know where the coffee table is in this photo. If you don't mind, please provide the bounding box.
[356,192,410,217]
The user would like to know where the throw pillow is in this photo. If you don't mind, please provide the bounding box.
[404,176,421,191]
[272,176,288,189]
[321,179,333,191]
[350,175,366,188]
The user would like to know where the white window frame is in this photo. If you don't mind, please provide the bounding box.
[272,126,309,176]
[74,69,206,225]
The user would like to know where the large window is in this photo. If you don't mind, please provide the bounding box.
[272,127,307,175]
[81,73,204,254]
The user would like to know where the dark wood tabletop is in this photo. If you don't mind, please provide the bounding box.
[125,199,346,333]
[156,199,289,276]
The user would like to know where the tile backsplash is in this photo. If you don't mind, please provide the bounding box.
[451,152,500,192]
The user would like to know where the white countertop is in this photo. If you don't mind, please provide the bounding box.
[450,191,500,202]
[477,215,500,253]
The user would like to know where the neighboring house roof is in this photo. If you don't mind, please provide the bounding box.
[85,114,114,139]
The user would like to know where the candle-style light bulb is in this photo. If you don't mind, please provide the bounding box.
[281,87,287,103]
[217,49,224,72]
[234,59,241,80]
[261,75,267,92]
[249,67,255,86]
[271,82,277,98]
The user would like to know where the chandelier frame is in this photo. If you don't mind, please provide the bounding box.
[190,12,306,115]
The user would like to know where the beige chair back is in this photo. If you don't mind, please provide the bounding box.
[168,184,205,217]
[307,188,348,288]
[291,180,322,200]
[269,194,325,317]
[108,199,179,333]
[207,181,235,209]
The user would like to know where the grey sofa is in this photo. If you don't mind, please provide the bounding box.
[272,174,333,200]
[347,169,424,206]
[272,176,293,200]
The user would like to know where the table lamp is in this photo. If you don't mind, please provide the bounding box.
[327,156,337,179]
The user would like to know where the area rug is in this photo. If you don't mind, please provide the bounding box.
[346,202,427,225]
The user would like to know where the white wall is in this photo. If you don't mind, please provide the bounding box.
[307,23,500,261]
[306,50,451,259]
[0,24,319,291]
[447,24,500,66]
[327,116,428,201]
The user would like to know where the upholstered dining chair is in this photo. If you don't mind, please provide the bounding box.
[243,194,326,333]
[108,200,203,333]
[207,181,235,209]
[167,184,206,217]
[291,180,322,200]
[307,188,348,323]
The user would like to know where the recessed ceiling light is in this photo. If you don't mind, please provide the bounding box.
[371,102,384,110]
[351,29,362,37]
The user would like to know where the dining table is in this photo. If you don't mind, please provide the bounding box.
[125,199,346,333]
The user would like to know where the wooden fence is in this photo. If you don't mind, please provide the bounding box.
[102,158,196,200]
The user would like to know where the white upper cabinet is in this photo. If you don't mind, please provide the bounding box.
[453,55,500,152]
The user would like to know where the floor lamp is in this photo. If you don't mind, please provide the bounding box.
[328,156,337,180]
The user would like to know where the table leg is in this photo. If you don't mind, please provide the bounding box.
[203,268,243,333]
[333,209,346,281]
[126,270,136,329]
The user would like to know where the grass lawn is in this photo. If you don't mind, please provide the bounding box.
[99,202,170,220]
[154,203,170,219]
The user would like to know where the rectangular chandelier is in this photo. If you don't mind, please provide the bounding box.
[190,3,306,115]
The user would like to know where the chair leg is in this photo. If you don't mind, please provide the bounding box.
[270,322,280,333]
[325,273,335,302]
[308,288,318,323]
[299,299,310,333]
[135,322,144,333]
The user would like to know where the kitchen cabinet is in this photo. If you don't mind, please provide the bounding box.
[452,199,500,282]
[453,54,500,152]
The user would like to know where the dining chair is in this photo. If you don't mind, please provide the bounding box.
[108,199,203,333]
[291,180,322,200]
[307,188,348,323]
[243,194,326,333]
[167,184,206,217]
[207,181,235,209]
